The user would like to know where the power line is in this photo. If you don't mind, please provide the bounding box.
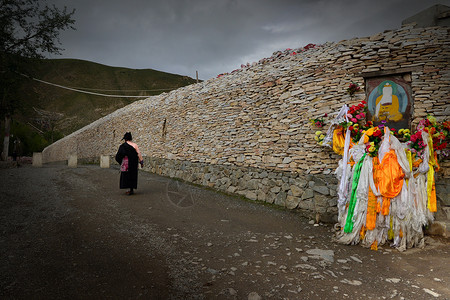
[31,77,149,98]
[63,86,175,92]
[21,73,175,98]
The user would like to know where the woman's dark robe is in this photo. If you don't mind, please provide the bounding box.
[115,142,139,189]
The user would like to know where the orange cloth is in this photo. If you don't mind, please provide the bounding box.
[412,157,423,168]
[376,150,404,199]
[366,157,378,230]
[360,226,366,240]
[376,200,381,213]
[366,188,377,230]
[429,178,437,212]
[381,197,391,216]
[370,240,378,251]
[434,152,440,172]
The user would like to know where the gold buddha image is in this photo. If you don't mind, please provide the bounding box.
[373,81,403,122]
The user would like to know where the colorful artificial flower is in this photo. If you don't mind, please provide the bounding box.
[310,113,328,128]
[427,115,437,126]
[407,131,427,159]
[314,130,325,145]
[347,82,361,96]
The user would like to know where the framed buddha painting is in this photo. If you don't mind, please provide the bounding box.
[365,74,413,130]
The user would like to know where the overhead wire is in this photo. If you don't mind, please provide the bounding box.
[21,73,175,98]
[62,86,174,92]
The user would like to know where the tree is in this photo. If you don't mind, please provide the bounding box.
[0,0,75,160]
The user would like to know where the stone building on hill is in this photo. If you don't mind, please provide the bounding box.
[402,4,450,28]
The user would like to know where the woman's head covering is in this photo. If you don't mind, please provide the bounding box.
[123,132,132,141]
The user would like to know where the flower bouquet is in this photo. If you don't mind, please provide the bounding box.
[314,131,325,145]
[310,113,327,128]
[362,126,383,157]
[347,82,361,97]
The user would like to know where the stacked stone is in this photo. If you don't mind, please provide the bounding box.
[145,157,339,222]
[42,24,449,218]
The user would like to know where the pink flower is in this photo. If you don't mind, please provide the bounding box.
[347,113,353,119]
[351,118,357,123]
[360,112,365,118]
[356,114,362,120]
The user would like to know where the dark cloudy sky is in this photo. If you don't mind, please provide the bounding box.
[47,0,448,80]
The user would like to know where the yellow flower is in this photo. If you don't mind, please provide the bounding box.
[319,134,325,140]
[370,142,375,146]
[403,129,410,134]
[364,134,369,144]
[314,136,320,141]
[315,131,322,136]
[369,146,376,152]
[427,115,437,126]
[398,129,404,134]
[364,127,376,136]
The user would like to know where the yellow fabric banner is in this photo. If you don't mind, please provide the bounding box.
[332,127,346,155]
[427,133,437,212]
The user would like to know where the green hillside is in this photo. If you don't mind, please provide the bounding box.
[9,58,198,156]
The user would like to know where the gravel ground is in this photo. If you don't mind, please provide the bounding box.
[0,162,449,299]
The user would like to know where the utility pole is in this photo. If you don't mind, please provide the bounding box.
[196,71,199,84]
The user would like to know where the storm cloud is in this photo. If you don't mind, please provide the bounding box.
[47,0,446,80]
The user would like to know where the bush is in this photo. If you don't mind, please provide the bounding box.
[8,121,62,156]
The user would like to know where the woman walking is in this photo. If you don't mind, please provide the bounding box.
[115,132,143,195]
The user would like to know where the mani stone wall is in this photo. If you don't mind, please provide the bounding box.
[43,24,450,222]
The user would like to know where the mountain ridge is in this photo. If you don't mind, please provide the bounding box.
[9,58,198,155]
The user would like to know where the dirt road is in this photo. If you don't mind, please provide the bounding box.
[0,163,449,299]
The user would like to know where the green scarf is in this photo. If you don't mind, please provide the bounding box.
[344,153,367,233]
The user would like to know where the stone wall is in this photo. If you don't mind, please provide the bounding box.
[43,24,450,221]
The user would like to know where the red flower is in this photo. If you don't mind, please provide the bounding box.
[373,129,382,137]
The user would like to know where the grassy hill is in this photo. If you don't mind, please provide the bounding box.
[9,58,198,155]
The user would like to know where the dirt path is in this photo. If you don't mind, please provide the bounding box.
[0,163,449,299]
